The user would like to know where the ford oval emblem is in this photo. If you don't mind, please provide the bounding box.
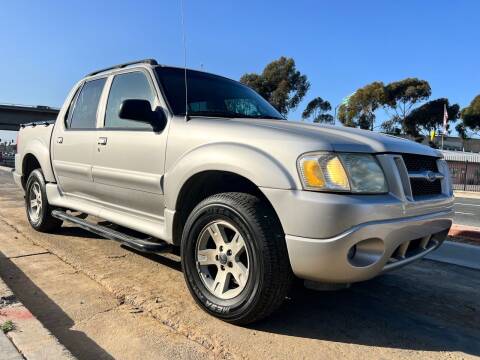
[426,171,436,182]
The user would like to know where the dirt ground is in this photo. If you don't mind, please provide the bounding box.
[0,170,479,359]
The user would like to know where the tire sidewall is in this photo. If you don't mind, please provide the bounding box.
[25,169,48,229]
[182,199,266,321]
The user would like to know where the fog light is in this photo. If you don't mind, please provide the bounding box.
[347,238,385,267]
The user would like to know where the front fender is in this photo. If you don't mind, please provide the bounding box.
[164,142,296,210]
[22,138,55,182]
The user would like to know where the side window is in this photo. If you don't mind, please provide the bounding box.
[104,72,155,129]
[68,78,106,129]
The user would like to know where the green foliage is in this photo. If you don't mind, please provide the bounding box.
[404,98,459,136]
[384,78,431,110]
[339,78,432,132]
[380,118,402,135]
[1,320,15,333]
[383,78,431,131]
[461,95,480,132]
[240,57,310,115]
[302,97,334,123]
[337,82,385,130]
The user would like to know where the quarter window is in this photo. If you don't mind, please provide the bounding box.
[68,78,106,129]
[104,72,155,129]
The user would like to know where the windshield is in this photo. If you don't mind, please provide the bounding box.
[155,67,283,119]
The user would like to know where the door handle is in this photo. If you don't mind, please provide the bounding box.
[98,137,108,145]
[57,137,63,144]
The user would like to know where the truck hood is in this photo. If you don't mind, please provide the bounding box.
[230,118,442,157]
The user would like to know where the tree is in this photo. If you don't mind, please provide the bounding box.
[337,82,385,130]
[404,98,460,137]
[461,95,480,133]
[240,57,310,116]
[302,97,334,123]
[383,78,431,131]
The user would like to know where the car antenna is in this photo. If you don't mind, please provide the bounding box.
[180,0,189,120]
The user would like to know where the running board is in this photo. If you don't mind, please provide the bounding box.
[51,210,172,254]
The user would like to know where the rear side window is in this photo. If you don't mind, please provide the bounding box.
[104,71,155,129]
[68,78,106,129]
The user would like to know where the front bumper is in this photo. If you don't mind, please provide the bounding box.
[285,209,452,283]
[261,187,454,283]
[260,153,454,283]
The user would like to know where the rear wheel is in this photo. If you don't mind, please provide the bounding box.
[181,192,292,324]
[25,169,62,232]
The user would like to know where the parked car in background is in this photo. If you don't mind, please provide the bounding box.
[13,59,454,324]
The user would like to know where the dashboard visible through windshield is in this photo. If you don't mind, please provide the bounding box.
[155,67,283,119]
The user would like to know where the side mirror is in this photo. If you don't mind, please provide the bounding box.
[119,99,167,132]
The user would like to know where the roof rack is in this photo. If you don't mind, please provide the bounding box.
[86,59,159,77]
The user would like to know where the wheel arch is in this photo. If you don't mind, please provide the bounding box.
[170,170,284,246]
[21,139,55,185]
[164,143,296,245]
[21,152,54,189]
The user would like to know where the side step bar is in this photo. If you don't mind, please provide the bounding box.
[51,210,172,254]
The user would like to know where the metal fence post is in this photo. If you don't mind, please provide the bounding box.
[464,160,468,191]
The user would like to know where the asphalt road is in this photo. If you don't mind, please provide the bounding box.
[0,169,479,359]
[454,197,480,227]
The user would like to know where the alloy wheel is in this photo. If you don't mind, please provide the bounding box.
[195,220,250,300]
[28,182,42,222]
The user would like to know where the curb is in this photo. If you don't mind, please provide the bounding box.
[454,190,480,200]
[449,223,480,242]
[425,240,480,270]
[0,277,75,359]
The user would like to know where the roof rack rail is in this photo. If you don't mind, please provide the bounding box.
[87,59,159,77]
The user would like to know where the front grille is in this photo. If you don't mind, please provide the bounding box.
[401,154,442,198]
[401,154,438,172]
[410,178,442,197]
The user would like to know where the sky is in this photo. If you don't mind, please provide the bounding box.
[1,0,479,142]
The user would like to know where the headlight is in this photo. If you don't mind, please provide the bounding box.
[297,152,388,193]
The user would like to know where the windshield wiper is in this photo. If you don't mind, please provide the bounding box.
[243,114,284,120]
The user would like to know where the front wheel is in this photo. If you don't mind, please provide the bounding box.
[181,192,292,324]
[25,169,62,232]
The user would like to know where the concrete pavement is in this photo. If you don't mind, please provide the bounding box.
[0,275,74,360]
[454,196,480,228]
[0,332,22,360]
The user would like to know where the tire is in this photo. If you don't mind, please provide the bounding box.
[181,192,293,324]
[25,169,62,232]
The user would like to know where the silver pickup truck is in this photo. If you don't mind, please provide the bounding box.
[14,59,454,324]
